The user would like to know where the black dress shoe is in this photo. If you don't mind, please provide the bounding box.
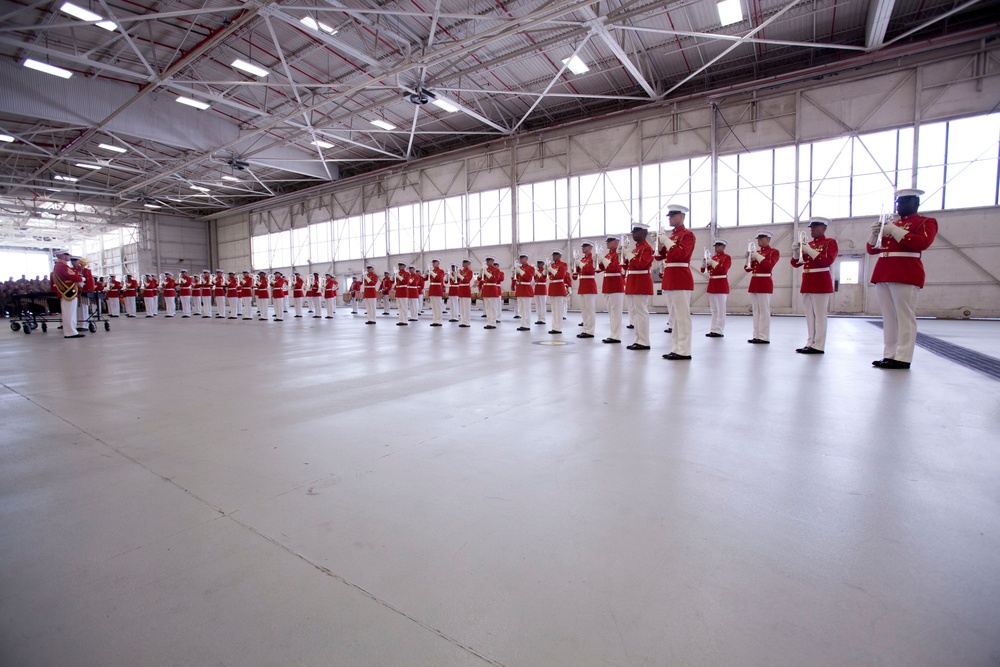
[664,328,672,333]
[705,332,723,338]
[430,323,443,327]
[484,325,496,329]
[202,316,211,319]
[878,359,910,369]
[577,333,594,338]
[799,347,824,354]
[459,324,470,328]
[516,327,530,331]
[626,324,634,329]
[873,358,889,367]
[513,315,520,319]
[627,344,650,350]
[274,318,283,321]
[578,322,584,326]
[64,333,85,338]
[548,330,561,334]
[662,352,692,360]
[294,315,302,318]
[602,338,621,344]
[396,322,408,326]
[449,319,459,322]
[535,320,545,325]
[366,321,376,325]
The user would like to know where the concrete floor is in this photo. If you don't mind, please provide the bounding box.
[2,310,998,667]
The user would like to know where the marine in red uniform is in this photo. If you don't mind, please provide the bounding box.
[444,265,459,322]
[306,272,321,319]
[408,267,422,321]
[254,271,270,320]
[480,258,504,329]
[456,260,474,327]
[655,204,695,360]
[867,188,937,369]
[271,272,287,321]
[624,223,654,349]
[362,265,379,324]
[122,274,138,317]
[178,270,193,318]
[597,236,626,343]
[142,274,159,317]
[394,263,410,325]
[225,272,240,319]
[427,259,446,326]
[349,275,362,314]
[74,258,95,324]
[532,259,548,325]
[105,274,122,317]
[700,240,731,338]
[213,270,227,318]
[162,272,177,317]
[52,250,85,337]
[291,272,305,318]
[513,254,535,331]
[379,272,393,315]
[323,273,339,318]
[240,271,254,320]
[790,217,838,354]
[573,242,598,338]
[745,232,779,344]
[546,249,569,334]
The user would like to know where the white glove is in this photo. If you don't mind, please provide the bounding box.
[708,259,718,269]
[597,258,606,269]
[886,223,907,241]
[751,251,764,262]
[548,266,558,276]
[658,232,674,250]
[802,243,820,259]
[515,266,524,277]
[576,260,583,270]
[869,220,882,235]
[791,242,800,254]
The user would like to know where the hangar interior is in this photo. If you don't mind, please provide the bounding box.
[1,0,999,664]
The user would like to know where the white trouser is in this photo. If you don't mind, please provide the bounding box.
[77,297,88,322]
[533,295,547,322]
[124,296,136,316]
[326,298,336,316]
[484,296,497,326]
[192,295,201,315]
[493,297,502,321]
[309,296,320,316]
[580,293,597,334]
[549,296,565,331]
[61,297,78,335]
[144,296,157,316]
[228,296,239,316]
[201,296,212,316]
[108,297,120,317]
[411,297,420,317]
[216,295,227,318]
[380,294,390,313]
[292,297,303,317]
[430,296,443,324]
[351,296,359,313]
[876,282,919,362]
[256,298,268,319]
[517,296,531,322]
[459,297,471,325]
[398,296,409,323]
[666,290,692,355]
[165,297,176,317]
[626,294,650,346]
[708,293,727,334]
[180,295,191,316]
[750,292,772,341]
[243,296,253,318]
[605,292,624,340]
[364,297,376,322]
[802,292,831,351]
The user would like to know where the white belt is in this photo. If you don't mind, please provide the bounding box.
[709,275,727,279]
[751,273,771,278]
[803,268,830,273]
[579,275,596,279]
[603,273,621,277]
[627,270,651,275]
[881,252,921,258]
[664,263,689,268]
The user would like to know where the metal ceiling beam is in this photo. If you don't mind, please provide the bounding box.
[615,25,867,51]
[578,6,658,98]
[864,0,897,49]
[882,0,985,48]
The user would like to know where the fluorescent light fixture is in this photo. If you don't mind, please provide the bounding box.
[370,119,395,131]
[311,139,334,149]
[175,96,210,110]
[144,203,162,209]
[23,58,73,79]
[75,162,102,170]
[59,2,116,30]
[561,55,589,75]
[222,175,241,182]
[431,98,459,113]
[231,58,270,78]
[300,16,336,34]
[717,0,744,26]
[0,134,14,143]
[190,185,210,192]
[55,175,79,182]
[98,143,127,153]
